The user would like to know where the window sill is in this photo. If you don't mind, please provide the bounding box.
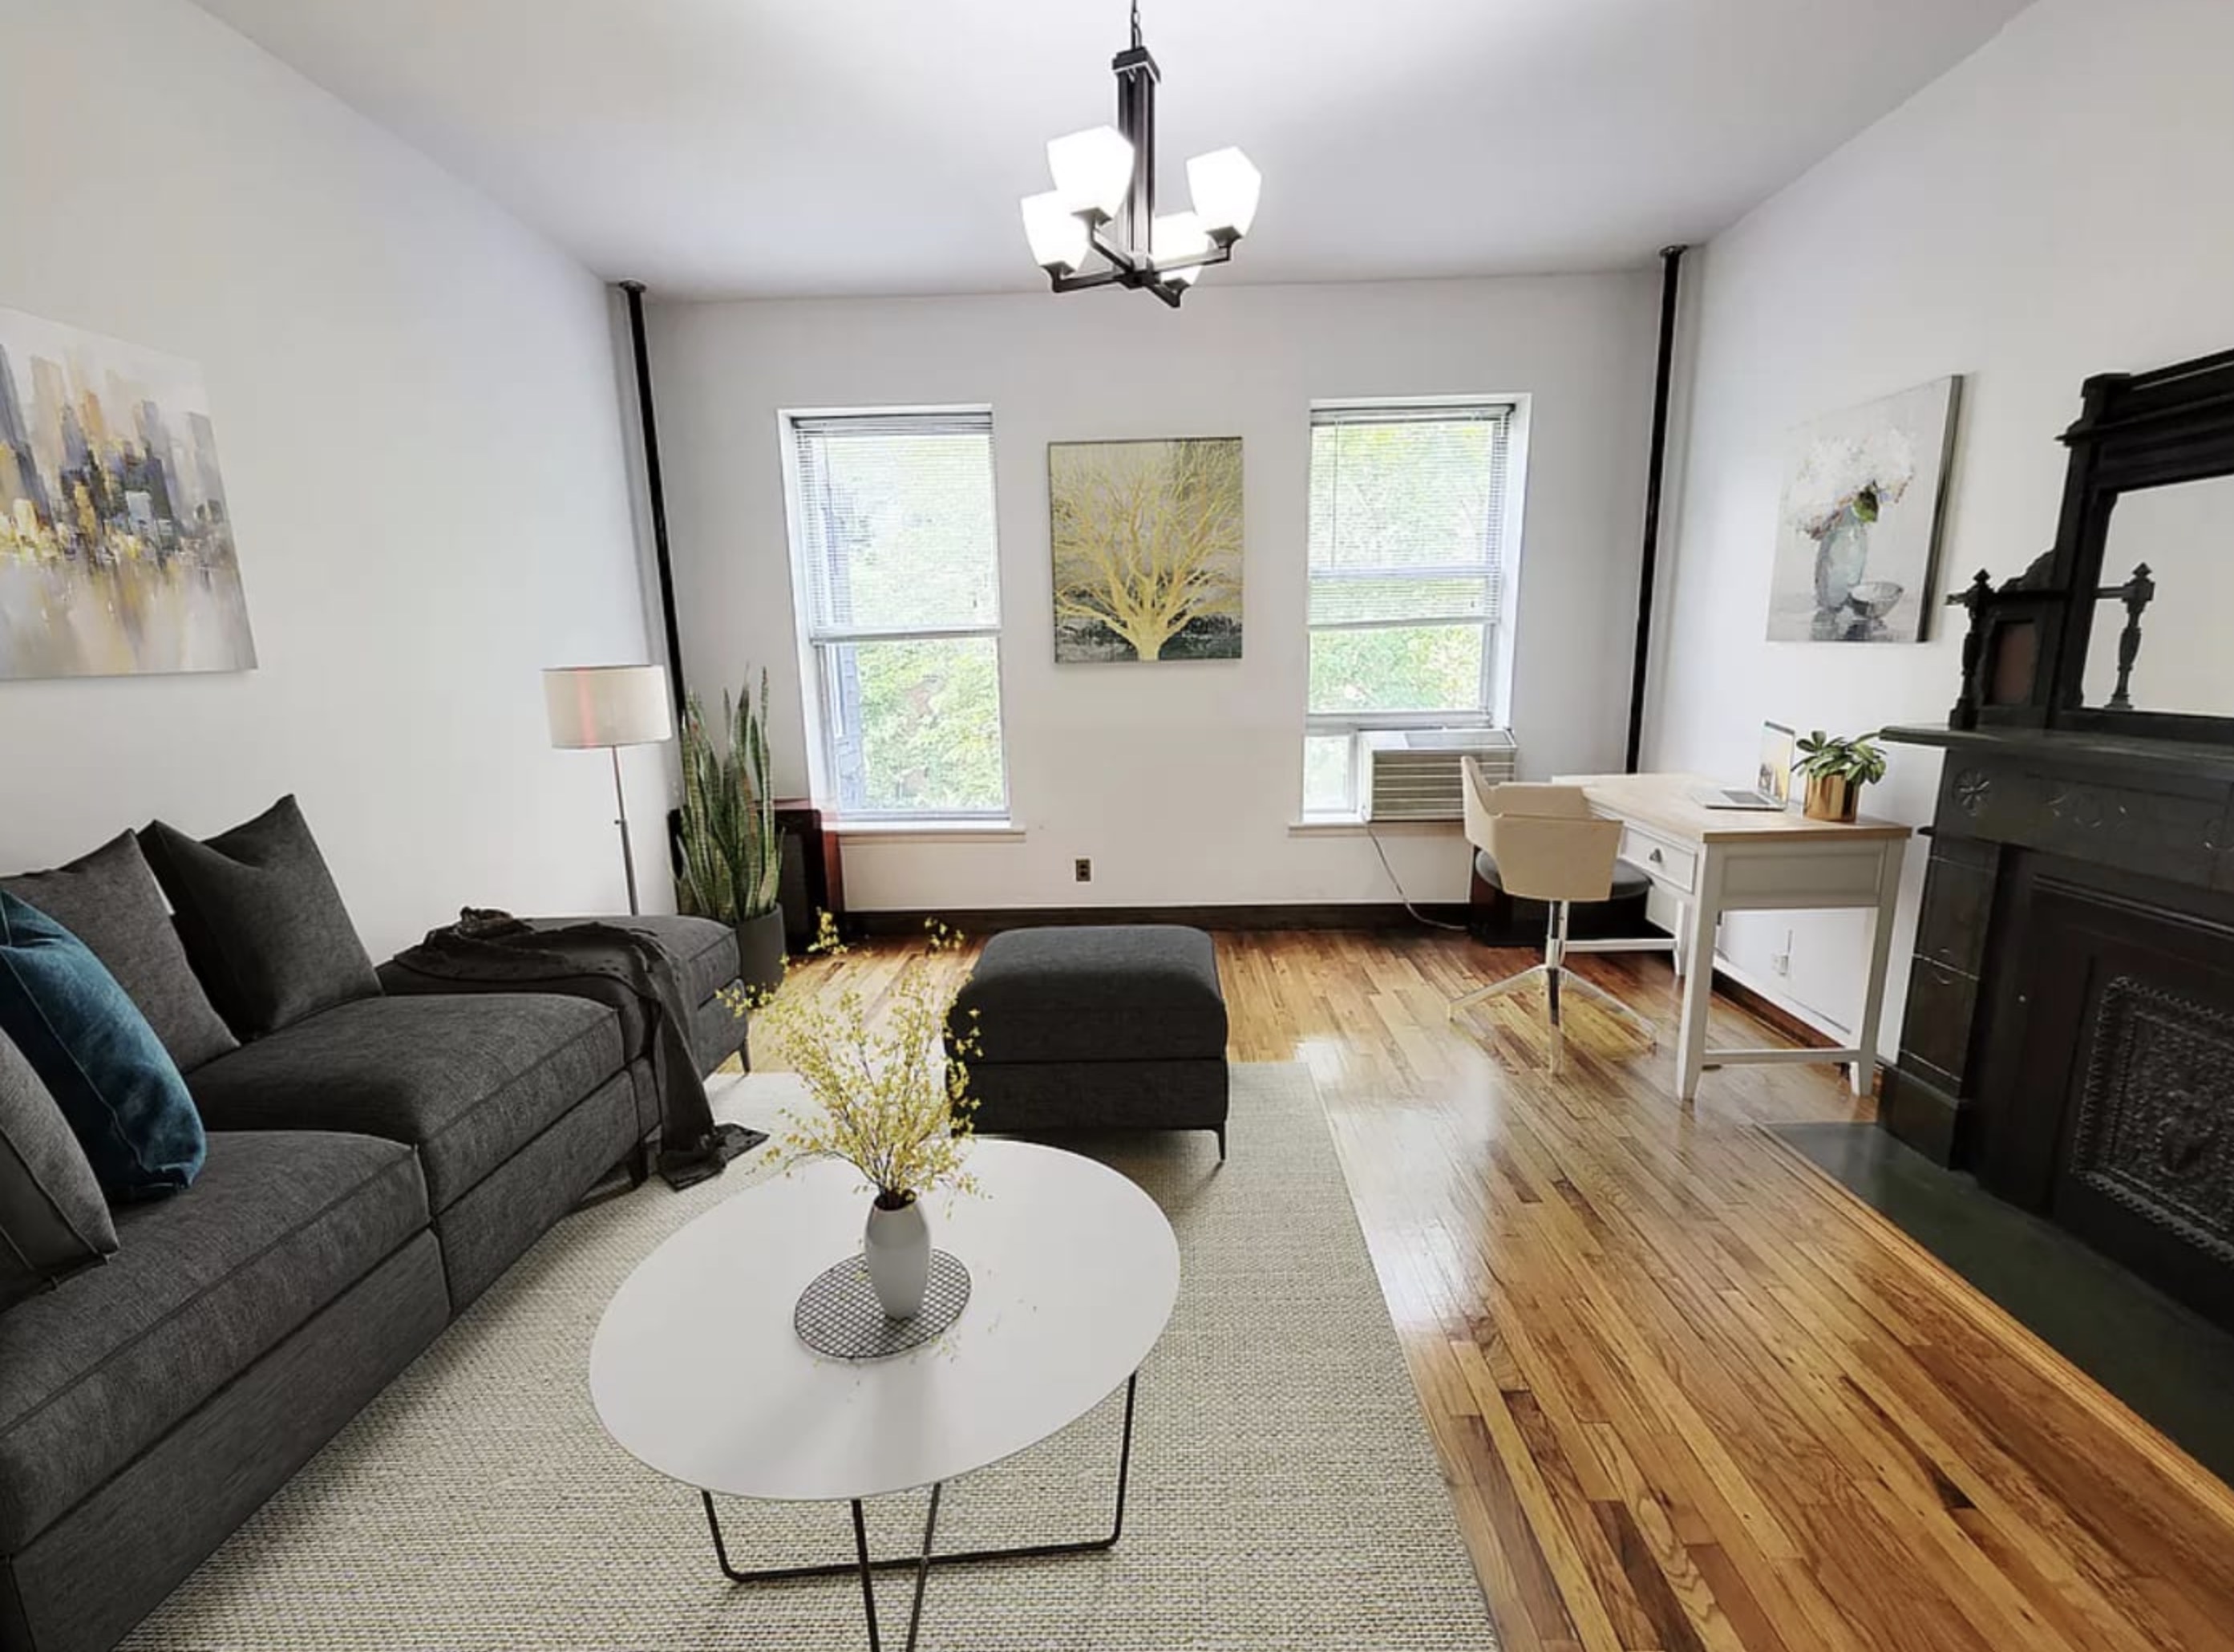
[1304,714,1503,732]
[828,820,1024,844]
[1288,817,1465,837]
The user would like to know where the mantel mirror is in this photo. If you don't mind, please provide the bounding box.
[1949,346,2234,743]
[2075,474,2234,722]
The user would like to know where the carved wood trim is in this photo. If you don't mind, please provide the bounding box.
[2071,974,2234,1266]
[1934,759,2229,890]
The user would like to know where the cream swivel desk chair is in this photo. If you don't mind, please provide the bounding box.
[1454,762,1661,1044]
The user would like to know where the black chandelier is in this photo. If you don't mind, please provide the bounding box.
[1019,4,1261,308]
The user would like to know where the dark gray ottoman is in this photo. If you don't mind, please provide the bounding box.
[950,925,1229,1157]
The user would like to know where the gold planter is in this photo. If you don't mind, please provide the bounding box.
[1803,771,1860,823]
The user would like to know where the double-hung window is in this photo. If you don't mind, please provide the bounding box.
[1301,399,1521,816]
[784,409,1009,820]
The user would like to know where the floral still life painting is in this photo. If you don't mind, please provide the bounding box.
[0,304,257,679]
[1766,376,1959,644]
[1050,436,1244,662]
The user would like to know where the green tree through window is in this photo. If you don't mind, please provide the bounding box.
[1303,402,1516,814]
[789,412,1008,817]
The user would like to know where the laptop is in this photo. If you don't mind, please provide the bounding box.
[1697,721,1795,811]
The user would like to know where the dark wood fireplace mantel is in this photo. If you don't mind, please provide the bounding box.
[1873,346,2234,1331]
[1889,723,2234,897]
[1892,724,2234,790]
[1882,723,2234,1329]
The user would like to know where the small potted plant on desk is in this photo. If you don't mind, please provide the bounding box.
[678,670,787,995]
[1793,729,1888,823]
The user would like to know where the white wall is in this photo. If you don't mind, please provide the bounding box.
[1646,0,2234,1052]
[0,0,663,958]
[650,276,1657,912]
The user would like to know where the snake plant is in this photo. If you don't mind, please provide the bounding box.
[678,671,780,923]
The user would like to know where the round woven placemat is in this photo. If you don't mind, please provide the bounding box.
[792,1250,972,1360]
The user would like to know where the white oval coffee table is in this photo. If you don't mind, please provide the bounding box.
[591,1140,1180,1650]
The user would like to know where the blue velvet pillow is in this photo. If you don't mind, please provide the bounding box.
[0,892,204,1197]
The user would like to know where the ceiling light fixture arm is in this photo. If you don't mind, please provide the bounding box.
[1114,35,1158,261]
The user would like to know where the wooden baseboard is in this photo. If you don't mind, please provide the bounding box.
[850,911,1877,1093]
[854,901,1472,936]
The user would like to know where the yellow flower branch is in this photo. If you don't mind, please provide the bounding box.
[728,915,981,1206]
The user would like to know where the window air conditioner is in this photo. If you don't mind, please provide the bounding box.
[1359,728,1519,823]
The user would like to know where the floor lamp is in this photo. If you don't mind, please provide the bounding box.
[544,664,673,915]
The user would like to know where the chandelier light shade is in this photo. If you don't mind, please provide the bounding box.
[1021,190,1091,273]
[1151,211,1212,285]
[1020,3,1260,308]
[1046,127,1135,221]
[1185,148,1262,239]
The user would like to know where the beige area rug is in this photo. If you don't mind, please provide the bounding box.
[125,1063,1499,1650]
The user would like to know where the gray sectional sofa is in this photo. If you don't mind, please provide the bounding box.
[0,862,746,1652]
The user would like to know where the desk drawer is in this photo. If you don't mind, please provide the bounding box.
[1620,825,1696,894]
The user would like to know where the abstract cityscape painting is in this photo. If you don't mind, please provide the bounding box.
[1050,437,1243,662]
[0,305,256,679]
[1765,375,1959,644]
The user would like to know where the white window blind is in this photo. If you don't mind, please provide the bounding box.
[793,412,1000,637]
[1305,402,1515,722]
[786,411,1008,818]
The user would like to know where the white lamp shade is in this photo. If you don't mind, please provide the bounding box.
[1151,211,1212,285]
[1046,126,1134,220]
[544,664,674,749]
[1021,190,1090,272]
[1186,147,1261,237]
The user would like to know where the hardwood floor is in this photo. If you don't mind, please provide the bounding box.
[758,928,2234,1651]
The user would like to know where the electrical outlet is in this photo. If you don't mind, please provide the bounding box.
[1773,927,1794,977]
[1075,857,1093,883]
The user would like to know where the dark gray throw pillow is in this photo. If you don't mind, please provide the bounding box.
[4,832,239,1072]
[1,1031,119,1306]
[139,796,382,1039]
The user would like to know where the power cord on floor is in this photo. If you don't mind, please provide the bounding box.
[1365,822,1473,933]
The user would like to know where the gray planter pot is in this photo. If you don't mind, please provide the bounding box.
[734,907,788,997]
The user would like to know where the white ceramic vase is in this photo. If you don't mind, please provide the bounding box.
[863,1195,930,1319]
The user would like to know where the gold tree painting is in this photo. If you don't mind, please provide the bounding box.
[1049,437,1243,662]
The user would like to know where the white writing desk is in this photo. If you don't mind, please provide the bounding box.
[1557,773,1911,1102]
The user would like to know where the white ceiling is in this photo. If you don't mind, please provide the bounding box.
[191,0,2030,299]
